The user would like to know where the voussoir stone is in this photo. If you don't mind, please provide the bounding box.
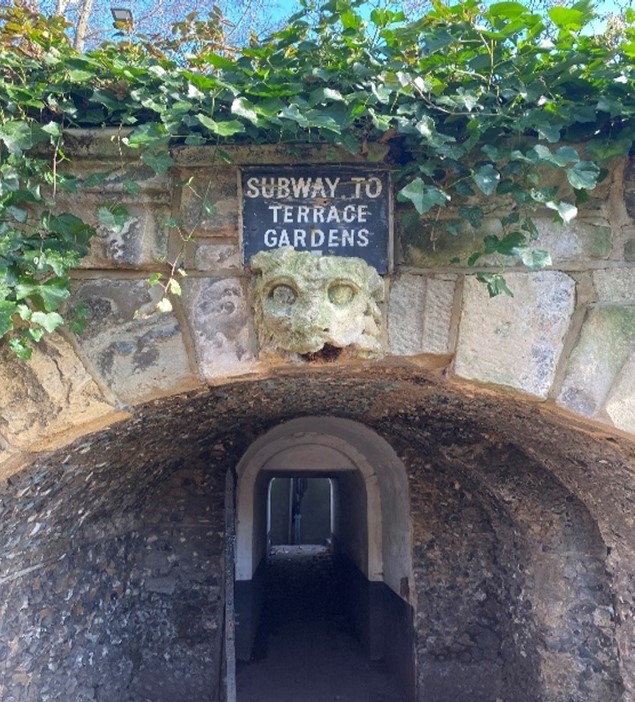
[0,334,120,451]
[558,305,635,418]
[605,352,635,434]
[72,279,199,403]
[455,272,575,398]
[181,277,256,379]
[388,274,456,356]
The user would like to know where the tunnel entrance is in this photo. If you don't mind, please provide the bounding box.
[232,417,416,702]
[1,367,631,702]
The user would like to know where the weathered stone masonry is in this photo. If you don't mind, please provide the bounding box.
[1,133,635,701]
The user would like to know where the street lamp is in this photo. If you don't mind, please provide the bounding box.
[110,7,133,29]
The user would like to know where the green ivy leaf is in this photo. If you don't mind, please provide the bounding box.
[476,272,513,298]
[0,300,16,336]
[141,149,173,175]
[97,205,132,234]
[566,161,600,190]
[194,114,246,136]
[15,279,71,311]
[123,123,169,148]
[518,249,552,270]
[8,336,32,360]
[231,97,260,125]
[398,178,449,214]
[473,164,500,196]
[31,310,64,333]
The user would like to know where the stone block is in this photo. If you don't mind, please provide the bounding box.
[423,277,457,354]
[403,215,612,269]
[0,334,120,451]
[388,274,456,355]
[72,279,199,403]
[455,272,576,398]
[194,243,241,271]
[532,217,612,262]
[625,157,635,221]
[558,305,635,417]
[605,353,635,434]
[181,277,256,379]
[178,170,239,237]
[594,268,635,304]
[388,274,427,355]
[54,193,170,269]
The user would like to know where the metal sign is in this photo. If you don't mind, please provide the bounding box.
[241,166,391,273]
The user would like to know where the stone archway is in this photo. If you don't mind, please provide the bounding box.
[233,417,416,699]
[0,367,633,702]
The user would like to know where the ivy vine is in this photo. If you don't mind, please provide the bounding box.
[0,0,633,357]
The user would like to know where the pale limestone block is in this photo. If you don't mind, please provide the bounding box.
[455,272,575,398]
[182,277,255,378]
[605,352,635,434]
[533,218,612,262]
[558,305,635,417]
[388,274,456,355]
[422,277,456,354]
[388,274,427,355]
[194,243,241,271]
[0,334,119,450]
[178,170,239,237]
[594,269,635,304]
[72,280,199,403]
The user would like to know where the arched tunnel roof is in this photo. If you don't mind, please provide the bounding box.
[1,364,635,700]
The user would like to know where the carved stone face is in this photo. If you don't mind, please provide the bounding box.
[251,248,384,359]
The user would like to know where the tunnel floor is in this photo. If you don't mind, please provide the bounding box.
[236,546,405,702]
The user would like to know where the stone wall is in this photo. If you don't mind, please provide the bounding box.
[1,133,634,482]
[1,135,635,701]
[1,369,633,701]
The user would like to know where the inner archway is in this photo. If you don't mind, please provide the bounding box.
[233,417,416,701]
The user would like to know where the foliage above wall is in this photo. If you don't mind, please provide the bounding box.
[0,0,634,356]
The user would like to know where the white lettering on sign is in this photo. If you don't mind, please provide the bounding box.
[263,228,370,249]
[243,169,388,270]
[267,204,369,224]
[245,176,382,199]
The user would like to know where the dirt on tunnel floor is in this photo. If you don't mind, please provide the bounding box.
[236,546,405,702]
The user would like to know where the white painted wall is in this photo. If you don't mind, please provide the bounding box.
[234,417,414,601]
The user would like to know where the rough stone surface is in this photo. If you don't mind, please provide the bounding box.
[594,268,635,303]
[388,275,456,356]
[403,215,612,268]
[194,242,241,271]
[182,277,256,378]
[0,334,118,450]
[388,274,427,355]
[606,352,635,435]
[55,191,171,269]
[455,272,576,398]
[178,170,239,237]
[251,248,385,359]
[625,157,635,221]
[72,279,199,402]
[0,368,632,702]
[421,276,456,354]
[532,217,613,262]
[558,305,635,418]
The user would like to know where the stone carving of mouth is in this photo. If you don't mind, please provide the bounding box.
[301,343,344,363]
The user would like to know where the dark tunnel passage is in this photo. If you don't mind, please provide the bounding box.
[1,366,634,702]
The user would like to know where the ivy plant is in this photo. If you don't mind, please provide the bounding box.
[0,0,633,356]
